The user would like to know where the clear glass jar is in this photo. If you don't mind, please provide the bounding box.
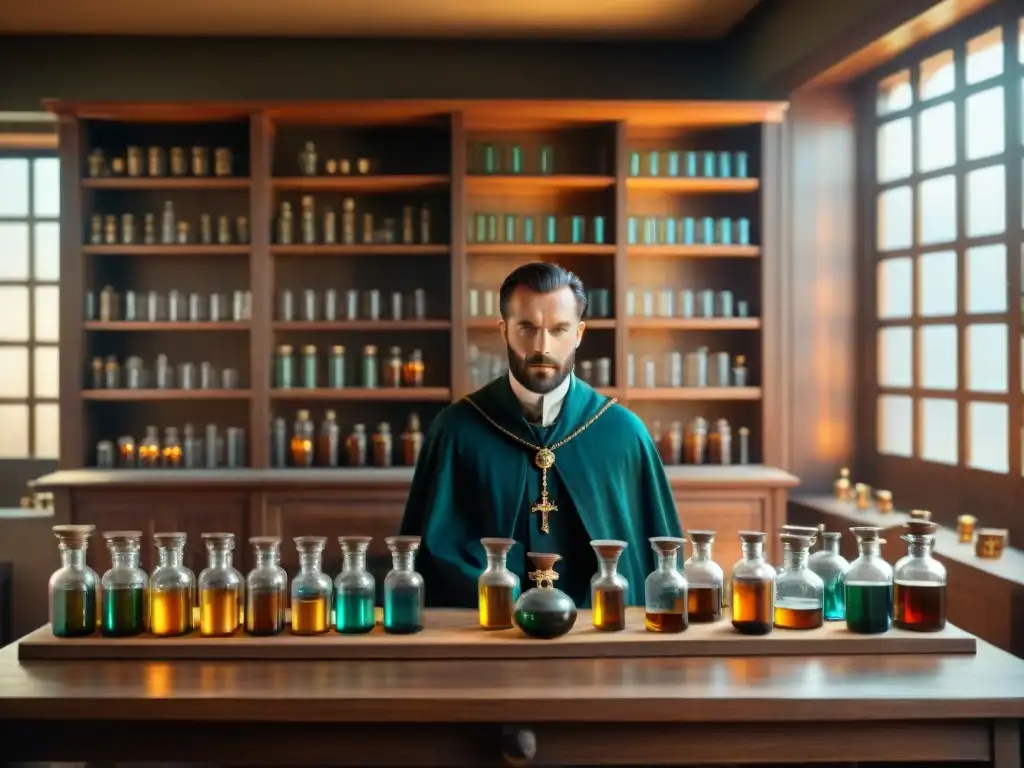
[49,524,99,637]
[808,531,849,621]
[590,539,628,631]
[513,552,578,639]
[100,530,148,637]
[774,533,823,630]
[335,536,376,634]
[894,520,947,632]
[245,536,287,636]
[139,425,160,468]
[384,535,425,634]
[845,526,893,634]
[149,532,194,637]
[198,532,243,637]
[644,537,687,633]
[684,530,724,622]
[291,536,332,635]
[478,537,520,630]
[730,531,775,635]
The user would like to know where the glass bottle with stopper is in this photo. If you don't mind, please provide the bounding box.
[590,540,629,631]
[644,537,688,633]
[513,552,578,639]
[291,536,332,635]
[383,535,425,634]
[893,520,946,632]
[779,525,821,559]
[844,527,893,634]
[245,536,287,636]
[100,530,148,637]
[49,525,99,638]
[775,533,824,630]
[684,530,724,622]
[808,530,848,621]
[335,536,376,634]
[149,532,195,637]
[834,467,852,500]
[198,532,244,637]
[730,531,775,635]
[478,538,520,630]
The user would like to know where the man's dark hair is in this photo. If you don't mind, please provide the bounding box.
[498,262,588,320]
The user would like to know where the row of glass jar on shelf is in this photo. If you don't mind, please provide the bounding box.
[276,198,435,246]
[272,410,423,470]
[653,417,750,466]
[86,145,237,179]
[95,424,246,470]
[628,215,752,247]
[89,207,250,247]
[630,349,749,389]
[89,287,252,324]
[467,212,608,246]
[627,287,750,320]
[278,287,429,324]
[89,355,241,391]
[274,344,425,390]
[467,287,612,320]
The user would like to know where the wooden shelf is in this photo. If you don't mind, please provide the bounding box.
[626,177,760,193]
[82,389,251,402]
[466,175,615,193]
[271,245,448,256]
[628,318,761,331]
[628,245,760,258]
[626,387,762,401]
[273,320,451,332]
[468,244,616,257]
[82,245,250,257]
[465,318,615,330]
[270,388,451,402]
[272,175,449,192]
[81,177,251,190]
[85,321,250,332]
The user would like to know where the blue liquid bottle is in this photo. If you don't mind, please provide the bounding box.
[335,536,376,634]
[383,535,424,634]
[808,530,850,621]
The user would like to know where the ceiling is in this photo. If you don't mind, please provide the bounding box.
[0,0,762,39]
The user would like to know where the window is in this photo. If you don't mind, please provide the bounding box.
[0,151,60,459]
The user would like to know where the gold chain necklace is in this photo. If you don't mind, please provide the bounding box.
[462,394,618,533]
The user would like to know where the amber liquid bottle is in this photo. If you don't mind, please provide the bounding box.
[402,349,425,387]
[198,533,244,637]
[590,540,628,631]
[346,424,368,467]
[291,536,332,635]
[893,520,947,632]
[401,413,424,466]
[317,410,340,467]
[371,423,393,468]
[774,533,824,631]
[245,536,287,636]
[149,532,195,637]
[478,538,520,630]
[684,530,724,622]
[291,409,314,467]
[644,537,687,633]
[730,531,776,635]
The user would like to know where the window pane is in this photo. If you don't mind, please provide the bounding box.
[1019,16,1023,63]
[0,286,29,342]
[966,165,1006,238]
[34,222,59,281]
[0,222,30,280]
[34,346,59,399]
[967,323,1008,393]
[0,405,28,458]
[918,101,956,172]
[0,347,29,398]
[32,158,60,217]
[0,159,29,217]
[966,27,1003,84]
[965,86,1004,160]
[919,49,954,100]
[920,398,958,465]
[878,327,913,388]
[877,69,912,115]
[34,403,59,460]
[877,394,913,457]
[877,186,912,251]
[968,401,1008,473]
[918,175,956,245]
[966,244,1007,313]
[877,118,913,182]
[919,324,958,390]
[877,257,912,319]
[918,250,957,317]
[34,286,59,342]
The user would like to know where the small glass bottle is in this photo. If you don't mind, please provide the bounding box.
[245,536,287,636]
[275,344,294,389]
[100,531,148,637]
[49,524,98,638]
[403,349,425,387]
[590,539,628,631]
[478,538,520,630]
[291,409,314,467]
[684,530,724,622]
[335,536,376,634]
[808,530,849,621]
[845,526,893,634]
[730,531,775,635]
[372,423,393,467]
[198,532,243,637]
[161,427,182,468]
[513,552,578,639]
[383,346,402,388]
[401,413,424,466]
[893,520,947,632]
[346,423,368,467]
[644,537,687,632]
[318,409,340,467]
[149,532,195,637]
[138,426,160,468]
[291,536,332,635]
[775,533,824,630]
[362,345,379,388]
[383,535,425,634]
[834,467,852,500]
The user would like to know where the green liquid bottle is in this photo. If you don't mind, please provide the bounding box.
[808,531,849,621]
[383,535,424,634]
[335,536,376,634]
[100,531,148,637]
[49,525,99,638]
[844,527,893,635]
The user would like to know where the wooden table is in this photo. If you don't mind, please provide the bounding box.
[1,637,1022,766]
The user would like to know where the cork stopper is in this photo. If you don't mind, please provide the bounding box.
[249,535,281,548]
[850,526,884,542]
[52,524,95,545]
[103,530,143,541]
[780,532,816,550]
[909,509,932,521]
[649,536,685,555]
[201,532,236,550]
[325,409,336,420]
[407,412,421,431]
[738,530,766,544]
[590,539,628,559]
[338,535,372,552]
[904,520,937,537]
[385,535,421,553]
[302,344,316,355]
[526,552,561,572]
[821,531,842,542]
[687,530,716,545]
[297,409,310,420]
[780,525,819,537]
[153,532,187,547]
[294,535,327,546]
[481,537,516,556]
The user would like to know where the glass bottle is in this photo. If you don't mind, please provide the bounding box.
[318,409,340,467]
[513,552,578,639]
[100,530,148,637]
[590,539,628,631]
[644,536,687,633]
[834,467,852,500]
[245,536,287,636]
[335,536,376,634]
[149,532,194,637]
[401,412,424,466]
[893,520,947,632]
[198,532,243,637]
[291,409,314,467]
[774,533,824,630]
[383,535,425,634]
[383,346,402,388]
[730,531,775,635]
[372,423,393,467]
[808,530,849,621]
[49,524,98,638]
[290,536,332,635]
[403,349,425,387]
[346,423,368,467]
[684,530,724,622]
[362,344,379,388]
[138,426,160,468]
[478,537,520,630]
[162,427,182,468]
[844,526,893,634]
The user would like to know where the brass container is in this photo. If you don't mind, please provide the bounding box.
[170,147,187,176]
[975,528,1007,559]
[325,159,338,175]
[126,146,143,177]
[339,159,352,175]
[356,158,371,175]
[875,489,893,514]
[956,515,977,544]
[854,483,871,510]
[909,509,932,521]
[833,467,851,501]
[214,148,233,177]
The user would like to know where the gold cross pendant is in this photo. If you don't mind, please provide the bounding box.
[531,450,557,534]
[532,491,557,534]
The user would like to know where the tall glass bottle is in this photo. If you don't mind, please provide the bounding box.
[775,533,824,630]
[893,520,947,632]
[49,524,98,638]
[149,532,194,637]
[383,535,425,634]
[478,537,520,630]
[291,536,332,635]
[245,536,287,636]
[335,536,376,634]
[808,530,849,621]
[100,531,148,637]
[844,526,893,634]
[513,552,578,639]
[730,531,775,635]
[644,537,688,633]
[198,532,243,637]
[684,530,724,622]
[590,539,628,631]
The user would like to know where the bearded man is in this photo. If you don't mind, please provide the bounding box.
[399,261,683,607]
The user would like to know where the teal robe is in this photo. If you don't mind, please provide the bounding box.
[399,374,684,608]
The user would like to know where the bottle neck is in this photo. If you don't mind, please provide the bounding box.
[824,538,841,555]
[60,545,87,568]
[485,551,508,572]
[298,551,324,573]
[741,542,764,561]
[690,542,712,562]
[597,554,621,578]
[255,548,280,568]
[907,539,933,558]
[857,540,882,557]
[656,550,679,572]
[391,551,415,571]
[342,550,367,572]
[110,550,140,569]
[157,547,184,568]
[208,548,233,569]
[782,548,809,570]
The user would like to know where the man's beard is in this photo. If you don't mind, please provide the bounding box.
[507,343,575,395]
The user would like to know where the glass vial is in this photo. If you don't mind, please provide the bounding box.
[845,527,893,634]
[383,535,425,634]
[100,531,147,637]
[149,532,195,637]
[775,533,824,630]
[290,536,332,635]
[808,531,849,621]
[478,537,520,630]
[318,409,340,467]
[291,409,314,467]
[198,532,243,637]
[590,539,628,631]
[893,520,947,632]
[644,537,688,633]
[245,536,287,636]
[730,531,775,635]
[684,530,724,622]
[49,524,98,638]
[335,536,376,635]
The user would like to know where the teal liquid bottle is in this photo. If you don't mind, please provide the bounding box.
[808,530,849,621]
[49,525,99,638]
[100,530,148,637]
[335,536,376,634]
[383,535,424,634]
[844,526,893,634]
